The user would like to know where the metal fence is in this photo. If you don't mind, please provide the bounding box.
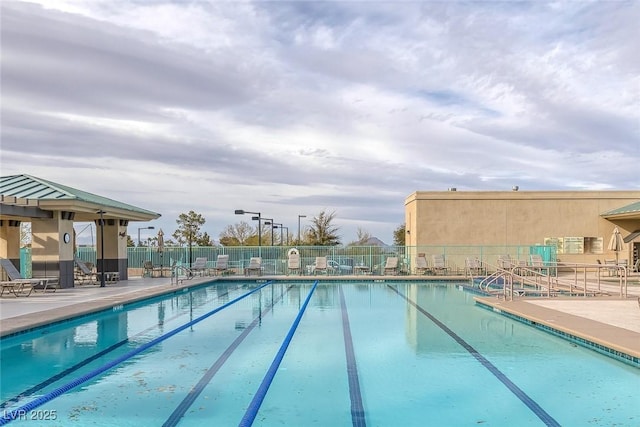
[66,244,557,276]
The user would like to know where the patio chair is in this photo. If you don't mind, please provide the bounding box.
[213,255,229,276]
[414,253,430,275]
[246,257,262,276]
[432,254,449,275]
[529,254,546,275]
[384,257,399,275]
[191,257,209,276]
[497,255,515,270]
[287,249,301,275]
[142,260,163,278]
[75,257,99,284]
[314,257,328,275]
[465,257,484,276]
[1,258,57,296]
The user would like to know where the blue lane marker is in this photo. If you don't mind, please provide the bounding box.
[238,281,319,427]
[162,284,292,427]
[339,285,366,427]
[0,288,233,410]
[0,282,274,426]
[387,285,561,427]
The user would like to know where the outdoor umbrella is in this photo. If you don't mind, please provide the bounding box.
[157,229,165,276]
[607,226,624,264]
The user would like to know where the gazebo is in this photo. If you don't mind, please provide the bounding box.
[0,174,161,288]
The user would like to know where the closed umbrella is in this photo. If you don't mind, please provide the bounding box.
[157,229,165,276]
[607,226,624,264]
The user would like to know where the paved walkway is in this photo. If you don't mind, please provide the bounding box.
[1,274,639,361]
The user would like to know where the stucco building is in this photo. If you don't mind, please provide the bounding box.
[405,190,640,267]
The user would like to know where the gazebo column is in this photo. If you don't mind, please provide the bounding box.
[32,212,75,288]
[0,220,22,277]
[96,219,129,280]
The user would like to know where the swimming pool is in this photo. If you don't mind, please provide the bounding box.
[1,281,638,426]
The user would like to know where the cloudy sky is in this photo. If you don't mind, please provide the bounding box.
[1,0,639,245]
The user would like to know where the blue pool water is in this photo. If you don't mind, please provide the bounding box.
[1,281,638,426]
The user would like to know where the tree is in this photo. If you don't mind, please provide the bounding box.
[306,210,341,246]
[347,227,372,246]
[219,221,255,246]
[393,223,406,246]
[196,232,214,246]
[173,210,206,266]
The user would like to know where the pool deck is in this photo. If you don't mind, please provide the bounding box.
[1,274,639,362]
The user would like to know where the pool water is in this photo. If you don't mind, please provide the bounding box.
[1,281,638,426]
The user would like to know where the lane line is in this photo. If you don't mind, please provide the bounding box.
[0,282,273,425]
[387,284,560,427]
[339,285,366,427]
[162,284,292,427]
[238,281,319,427]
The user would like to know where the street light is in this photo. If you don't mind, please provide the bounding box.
[298,215,307,245]
[96,210,106,287]
[263,219,275,246]
[235,210,261,246]
[273,224,288,245]
[138,226,155,247]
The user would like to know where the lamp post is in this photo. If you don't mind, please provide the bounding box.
[137,226,155,247]
[235,210,261,246]
[96,210,106,287]
[262,219,275,246]
[297,215,306,245]
[273,225,288,245]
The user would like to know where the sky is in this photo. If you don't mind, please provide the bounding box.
[1,0,639,245]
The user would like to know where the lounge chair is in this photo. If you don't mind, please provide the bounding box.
[287,249,301,275]
[75,257,99,284]
[246,257,262,276]
[213,255,229,276]
[432,254,449,275]
[142,260,164,278]
[1,258,57,296]
[465,257,484,276]
[529,254,547,275]
[414,254,430,275]
[314,257,328,275]
[384,257,399,275]
[497,255,515,270]
[191,257,209,276]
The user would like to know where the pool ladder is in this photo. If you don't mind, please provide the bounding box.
[170,265,195,286]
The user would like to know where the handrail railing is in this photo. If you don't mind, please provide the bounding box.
[479,262,627,300]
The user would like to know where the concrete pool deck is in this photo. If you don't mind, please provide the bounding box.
[1,274,639,362]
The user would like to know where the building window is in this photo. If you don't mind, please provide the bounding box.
[544,237,603,254]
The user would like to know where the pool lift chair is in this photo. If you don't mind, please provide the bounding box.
[1,258,58,296]
[287,248,301,275]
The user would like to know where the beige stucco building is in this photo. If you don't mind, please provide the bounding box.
[405,190,640,267]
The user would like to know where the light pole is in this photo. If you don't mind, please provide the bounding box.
[138,226,155,247]
[263,219,275,246]
[97,210,106,287]
[235,210,261,246]
[298,215,306,245]
[273,225,288,245]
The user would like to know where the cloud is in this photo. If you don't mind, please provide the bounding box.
[1,0,638,244]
